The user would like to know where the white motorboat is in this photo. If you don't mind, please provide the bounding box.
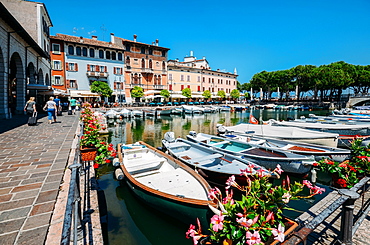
[217,123,339,148]
[186,132,316,174]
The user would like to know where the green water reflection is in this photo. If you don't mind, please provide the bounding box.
[97,109,332,245]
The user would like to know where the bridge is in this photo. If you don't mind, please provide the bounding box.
[346,95,370,108]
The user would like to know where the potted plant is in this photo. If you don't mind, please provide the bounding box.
[314,138,369,188]
[186,165,325,245]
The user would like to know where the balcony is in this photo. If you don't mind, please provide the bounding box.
[86,71,109,78]
[152,85,165,90]
[141,68,153,73]
[126,83,145,89]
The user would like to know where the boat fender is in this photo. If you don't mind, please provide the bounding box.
[114,168,124,181]
[112,158,120,167]
[197,168,208,178]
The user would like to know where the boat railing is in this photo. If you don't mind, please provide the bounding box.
[282,176,370,245]
[61,123,98,244]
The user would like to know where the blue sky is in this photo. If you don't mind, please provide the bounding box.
[44,0,370,84]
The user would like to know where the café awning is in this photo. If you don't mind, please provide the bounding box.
[70,90,100,97]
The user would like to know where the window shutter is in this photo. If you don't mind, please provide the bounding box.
[61,77,64,85]
[114,67,116,74]
[65,62,69,71]
[121,68,123,75]
[66,79,70,88]
[114,82,117,89]
[51,76,55,84]
[87,64,90,71]
[105,66,107,72]
[75,63,78,71]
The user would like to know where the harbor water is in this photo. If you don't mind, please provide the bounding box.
[96,108,333,245]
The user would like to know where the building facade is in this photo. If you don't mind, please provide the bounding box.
[50,34,125,101]
[112,34,170,104]
[167,51,238,101]
[0,1,52,119]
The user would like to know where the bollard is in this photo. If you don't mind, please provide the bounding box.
[338,189,360,245]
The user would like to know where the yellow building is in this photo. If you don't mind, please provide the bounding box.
[167,51,238,101]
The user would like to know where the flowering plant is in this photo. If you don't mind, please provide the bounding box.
[80,102,115,165]
[186,165,325,245]
[314,138,369,188]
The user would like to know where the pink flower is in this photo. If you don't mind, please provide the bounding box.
[185,224,202,245]
[236,215,258,228]
[302,180,313,189]
[208,187,221,200]
[245,230,262,245]
[222,189,234,205]
[311,186,326,195]
[225,175,236,189]
[266,211,274,223]
[272,223,285,242]
[211,214,224,232]
[282,192,291,203]
[274,164,284,174]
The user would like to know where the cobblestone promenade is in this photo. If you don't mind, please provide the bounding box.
[0,112,79,245]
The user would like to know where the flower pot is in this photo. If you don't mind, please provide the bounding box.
[331,173,348,188]
[80,146,97,161]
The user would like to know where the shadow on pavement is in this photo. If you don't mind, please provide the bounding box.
[0,113,48,134]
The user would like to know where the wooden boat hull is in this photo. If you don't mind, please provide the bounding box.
[118,142,215,227]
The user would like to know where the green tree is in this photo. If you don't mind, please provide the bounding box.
[230,89,240,100]
[131,86,144,102]
[90,81,113,99]
[182,88,192,100]
[202,90,212,100]
[160,89,170,99]
[217,90,226,100]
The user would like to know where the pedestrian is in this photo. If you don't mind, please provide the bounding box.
[24,97,37,116]
[69,97,77,114]
[43,97,57,124]
[54,95,61,112]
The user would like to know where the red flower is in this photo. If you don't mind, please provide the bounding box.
[105,159,111,163]
[313,162,319,167]
[93,163,99,169]
[336,179,347,188]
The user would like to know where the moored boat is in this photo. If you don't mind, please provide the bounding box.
[220,132,350,162]
[186,132,316,174]
[117,141,215,226]
[162,132,276,186]
[218,123,339,148]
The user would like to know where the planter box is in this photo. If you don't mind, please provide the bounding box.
[80,147,97,161]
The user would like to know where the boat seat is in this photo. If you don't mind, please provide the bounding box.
[127,157,165,175]
[190,153,223,164]
[210,140,229,146]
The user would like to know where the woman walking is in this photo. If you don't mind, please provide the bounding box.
[24,97,37,116]
[44,97,57,124]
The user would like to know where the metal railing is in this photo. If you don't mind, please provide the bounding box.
[283,176,370,245]
[61,124,97,245]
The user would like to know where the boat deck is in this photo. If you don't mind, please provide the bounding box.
[135,168,208,200]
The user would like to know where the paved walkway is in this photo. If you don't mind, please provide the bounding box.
[0,112,80,245]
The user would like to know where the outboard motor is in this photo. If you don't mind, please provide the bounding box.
[217,125,227,135]
[189,131,197,137]
[164,132,176,143]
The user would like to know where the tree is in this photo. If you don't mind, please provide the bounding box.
[217,90,226,100]
[160,89,170,99]
[202,90,212,100]
[230,89,240,101]
[90,81,113,99]
[131,86,144,102]
[182,88,192,100]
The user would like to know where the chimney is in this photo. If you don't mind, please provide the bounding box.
[133,34,137,42]
[92,35,97,40]
[79,36,83,43]
[190,51,194,57]
[110,33,115,43]
[155,39,159,46]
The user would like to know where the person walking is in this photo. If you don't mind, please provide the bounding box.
[54,95,61,114]
[44,97,58,124]
[24,97,37,116]
[69,97,77,114]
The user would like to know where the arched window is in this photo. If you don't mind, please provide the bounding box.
[162,61,166,70]
[99,50,104,59]
[68,45,74,55]
[89,48,95,57]
[149,59,152,69]
[118,53,123,61]
[76,47,81,56]
[141,58,145,68]
[126,56,130,65]
[157,75,161,85]
[82,47,87,56]
[112,52,116,60]
[106,51,111,59]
